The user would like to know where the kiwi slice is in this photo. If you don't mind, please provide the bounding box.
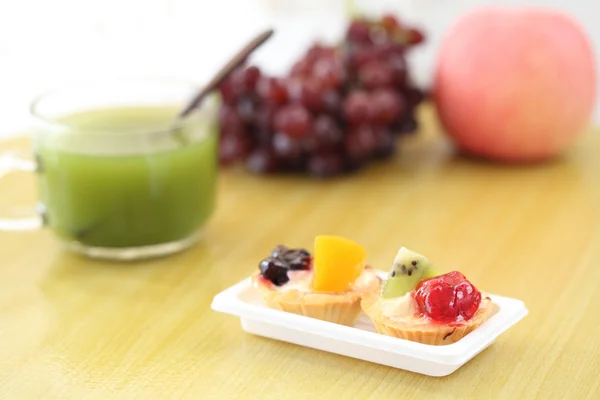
[381,247,440,299]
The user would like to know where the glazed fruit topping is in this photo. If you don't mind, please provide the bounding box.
[259,258,289,286]
[259,245,312,286]
[312,235,366,292]
[381,247,439,299]
[413,271,482,323]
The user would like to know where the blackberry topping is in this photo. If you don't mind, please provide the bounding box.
[282,249,311,270]
[259,257,289,286]
[258,245,312,285]
[270,245,288,259]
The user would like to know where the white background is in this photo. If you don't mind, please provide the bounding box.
[0,0,598,139]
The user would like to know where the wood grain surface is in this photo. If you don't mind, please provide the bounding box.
[0,106,599,399]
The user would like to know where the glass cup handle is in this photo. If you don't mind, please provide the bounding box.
[0,151,43,231]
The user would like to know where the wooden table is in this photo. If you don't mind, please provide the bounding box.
[1,106,599,399]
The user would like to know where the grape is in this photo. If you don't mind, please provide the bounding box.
[346,20,372,44]
[312,58,345,89]
[254,105,275,132]
[218,105,245,135]
[395,115,418,134]
[314,115,343,145]
[257,77,288,105]
[322,89,342,117]
[306,44,325,63]
[236,97,258,125]
[242,66,261,91]
[273,104,312,139]
[220,66,260,104]
[230,66,261,92]
[358,61,395,89]
[246,149,278,174]
[376,41,406,59]
[273,132,303,159]
[306,44,336,63]
[307,153,344,178]
[345,125,377,161]
[280,157,306,172]
[372,126,396,158]
[254,127,273,147]
[343,157,364,173]
[387,54,407,86]
[346,44,379,71]
[254,105,276,145]
[290,59,313,78]
[394,87,423,134]
[343,91,371,125]
[369,25,389,46]
[406,28,425,45]
[287,77,324,112]
[218,79,240,105]
[220,131,253,165]
[405,86,425,108]
[381,14,401,33]
[369,89,406,125]
[307,114,343,152]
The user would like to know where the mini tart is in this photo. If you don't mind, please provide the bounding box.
[253,267,381,326]
[361,286,495,346]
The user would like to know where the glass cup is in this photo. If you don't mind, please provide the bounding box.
[0,79,219,260]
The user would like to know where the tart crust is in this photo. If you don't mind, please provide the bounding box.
[361,289,496,346]
[252,270,380,326]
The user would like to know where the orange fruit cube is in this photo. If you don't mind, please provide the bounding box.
[311,235,366,292]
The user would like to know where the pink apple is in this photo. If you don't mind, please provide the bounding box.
[434,7,596,162]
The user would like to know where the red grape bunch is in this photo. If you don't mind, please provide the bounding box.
[217,14,426,178]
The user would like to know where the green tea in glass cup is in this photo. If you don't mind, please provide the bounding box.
[0,79,219,260]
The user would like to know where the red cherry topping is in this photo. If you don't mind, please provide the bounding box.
[413,271,482,323]
[454,281,482,320]
[414,280,457,322]
[442,270,468,286]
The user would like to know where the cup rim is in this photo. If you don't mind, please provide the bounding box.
[28,77,215,134]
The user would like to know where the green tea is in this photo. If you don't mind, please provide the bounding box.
[36,106,217,248]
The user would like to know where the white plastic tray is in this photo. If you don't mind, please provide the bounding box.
[211,271,528,376]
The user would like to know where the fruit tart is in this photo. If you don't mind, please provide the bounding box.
[252,235,380,326]
[362,247,493,345]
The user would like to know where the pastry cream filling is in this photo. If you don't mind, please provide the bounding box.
[275,268,378,293]
[381,293,420,320]
[380,292,486,324]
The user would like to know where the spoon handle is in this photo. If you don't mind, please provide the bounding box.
[178,28,275,119]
